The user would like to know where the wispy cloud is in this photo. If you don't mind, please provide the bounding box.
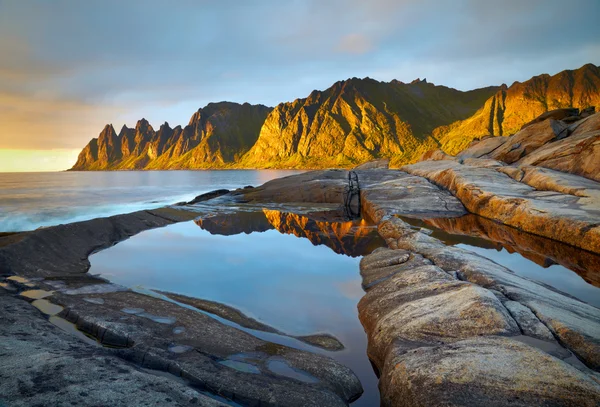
[337,34,373,55]
[0,0,598,156]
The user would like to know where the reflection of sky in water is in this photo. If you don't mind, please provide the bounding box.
[457,245,600,308]
[92,222,362,334]
[90,220,378,406]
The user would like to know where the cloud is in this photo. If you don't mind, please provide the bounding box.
[0,0,598,154]
[337,34,373,55]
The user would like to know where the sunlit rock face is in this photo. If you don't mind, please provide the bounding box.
[72,64,600,171]
[71,102,272,170]
[240,77,496,168]
[435,63,600,156]
[195,210,385,257]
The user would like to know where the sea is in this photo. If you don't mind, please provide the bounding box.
[0,170,303,232]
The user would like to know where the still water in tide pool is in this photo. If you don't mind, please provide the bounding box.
[0,170,302,232]
[87,210,600,406]
[89,214,385,406]
[401,216,600,308]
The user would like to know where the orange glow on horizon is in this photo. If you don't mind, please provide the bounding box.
[0,149,80,172]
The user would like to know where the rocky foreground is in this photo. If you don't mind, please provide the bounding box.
[2,112,600,406]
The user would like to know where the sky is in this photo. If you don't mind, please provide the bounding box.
[1,0,599,172]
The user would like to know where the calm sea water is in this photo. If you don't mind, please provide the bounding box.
[0,170,302,232]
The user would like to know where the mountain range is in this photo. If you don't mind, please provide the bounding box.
[71,63,600,170]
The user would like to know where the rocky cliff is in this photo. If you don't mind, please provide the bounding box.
[435,63,600,155]
[71,102,272,170]
[239,78,497,168]
[71,63,600,170]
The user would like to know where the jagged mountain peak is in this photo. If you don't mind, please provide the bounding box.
[71,63,600,171]
[135,118,153,132]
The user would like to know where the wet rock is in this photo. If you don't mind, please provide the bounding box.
[185,189,230,205]
[160,291,279,333]
[52,290,363,406]
[379,337,600,407]
[83,297,105,305]
[162,291,346,351]
[0,292,228,407]
[0,208,198,277]
[62,283,127,295]
[295,334,345,351]
[504,300,555,341]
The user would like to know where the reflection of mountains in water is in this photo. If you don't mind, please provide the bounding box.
[401,215,600,288]
[195,210,386,257]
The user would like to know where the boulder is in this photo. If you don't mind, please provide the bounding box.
[233,170,348,204]
[419,149,454,161]
[379,337,600,407]
[488,119,568,163]
[520,107,579,130]
[517,129,600,182]
[456,136,507,159]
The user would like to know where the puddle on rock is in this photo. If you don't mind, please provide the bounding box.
[83,297,105,305]
[32,299,63,316]
[138,313,176,324]
[398,215,600,308]
[267,358,319,384]
[49,316,101,347]
[7,276,29,284]
[90,209,384,406]
[121,307,145,315]
[173,327,186,334]
[168,344,194,354]
[219,360,261,375]
[20,289,53,299]
[0,282,15,291]
[62,283,127,295]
